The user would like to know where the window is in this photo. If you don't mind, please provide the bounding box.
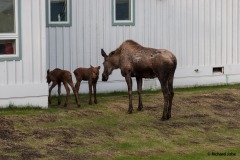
[213,67,224,75]
[112,0,135,26]
[46,0,72,27]
[0,0,21,61]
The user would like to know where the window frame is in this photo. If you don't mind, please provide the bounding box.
[112,0,135,26]
[0,0,21,62]
[46,0,72,27]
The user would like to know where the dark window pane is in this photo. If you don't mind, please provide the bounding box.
[50,0,67,22]
[0,0,15,33]
[116,0,131,21]
[0,39,16,55]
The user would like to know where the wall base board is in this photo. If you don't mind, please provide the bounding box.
[0,83,48,108]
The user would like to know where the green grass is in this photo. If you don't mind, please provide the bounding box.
[174,83,240,92]
[0,84,240,159]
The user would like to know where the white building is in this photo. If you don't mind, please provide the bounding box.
[1,0,240,107]
[0,0,47,108]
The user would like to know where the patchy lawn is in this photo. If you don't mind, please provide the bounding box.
[0,85,240,160]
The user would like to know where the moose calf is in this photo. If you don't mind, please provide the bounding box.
[74,65,100,105]
[47,68,80,107]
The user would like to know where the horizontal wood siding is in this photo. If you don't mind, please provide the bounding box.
[46,0,240,91]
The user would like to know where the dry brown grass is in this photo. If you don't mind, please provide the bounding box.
[0,85,240,159]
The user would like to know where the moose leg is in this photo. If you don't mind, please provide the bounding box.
[136,77,143,111]
[57,82,61,105]
[125,74,133,114]
[69,80,81,107]
[93,82,97,104]
[63,82,70,107]
[88,81,93,105]
[75,79,82,106]
[75,80,81,93]
[159,78,170,121]
[48,82,57,105]
[167,75,174,119]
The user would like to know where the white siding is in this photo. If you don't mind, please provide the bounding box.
[46,0,240,93]
[0,0,48,107]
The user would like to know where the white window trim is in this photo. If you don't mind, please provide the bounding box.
[0,38,19,58]
[112,0,135,26]
[0,0,21,61]
[46,0,72,27]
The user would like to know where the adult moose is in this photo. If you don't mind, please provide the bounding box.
[101,40,177,120]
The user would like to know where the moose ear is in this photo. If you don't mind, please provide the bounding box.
[98,66,101,69]
[47,69,50,74]
[101,49,107,58]
[90,65,93,68]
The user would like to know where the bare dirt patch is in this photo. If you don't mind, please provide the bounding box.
[3,144,43,159]
[0,117,27,142]
[0,117,14,140]
[0,117,43,159]
[31,113,58,123]
[69,109,103,117]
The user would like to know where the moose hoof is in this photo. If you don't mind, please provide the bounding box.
[77,104,81,108]
[161,116,168,121]
[167,114,171,119]
[94,100,97,104]
[128,109,133,114]
[58,101,61,105]
[161,117,167,121]
[64,104,67,107]
[137,106,143,111]
[88,101,92,105]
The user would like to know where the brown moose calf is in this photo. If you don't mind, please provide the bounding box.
[47,68,80,107]
[74,65,100,105]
